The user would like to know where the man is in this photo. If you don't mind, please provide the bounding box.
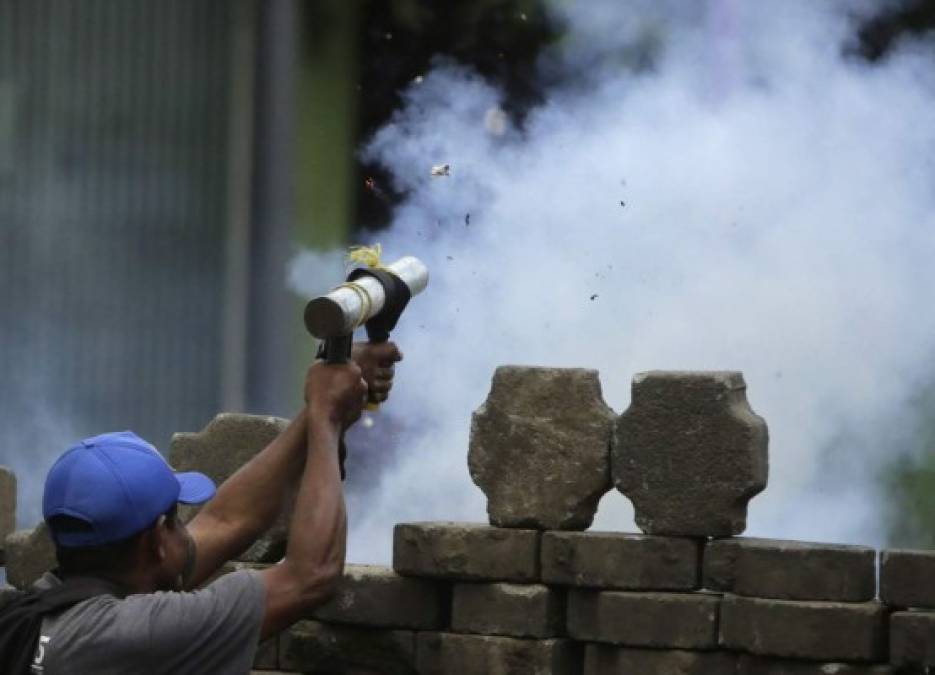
[27,341,402,675]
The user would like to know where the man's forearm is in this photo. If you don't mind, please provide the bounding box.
[257,412,347,637]
[187,409,309,577]
[284,417,347,576]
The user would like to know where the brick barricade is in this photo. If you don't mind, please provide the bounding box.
[5,369,935,674]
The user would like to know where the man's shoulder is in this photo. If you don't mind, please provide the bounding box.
[47,569,262,629]
[38,569,266,671]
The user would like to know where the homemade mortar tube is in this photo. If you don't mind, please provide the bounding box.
[304,256,429,339]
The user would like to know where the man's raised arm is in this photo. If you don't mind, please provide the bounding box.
[183,342,399,588]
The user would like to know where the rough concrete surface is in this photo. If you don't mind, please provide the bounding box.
[880,549,935,608]
[280,620,416,675]
[452,582,564,638]
[469,366,615,530]
[890,611,935,668]
[737,654,894,674]
[568,590,720,649]
[308,564,447,630]
[704,537,875,601]
[614,371,768,536]
[720,595,887,661]
[5,522,55,590]
[394,522,540,582]
[542,530,699,590]
[253,638,278,670]
[170,413,291,563]
[584,645,737,675]
[416,632,581,675]
[0,466,15,562]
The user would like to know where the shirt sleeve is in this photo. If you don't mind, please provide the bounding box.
[105,569,266,674]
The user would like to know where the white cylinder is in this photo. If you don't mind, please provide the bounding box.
[304,256,429,338]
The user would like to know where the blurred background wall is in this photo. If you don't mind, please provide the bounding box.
[0,0,555,526]
[2,0,935,548]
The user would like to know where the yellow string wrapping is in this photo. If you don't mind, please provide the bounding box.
[347,243,386,411]
[337,282,373,330]
[347,243,385,270]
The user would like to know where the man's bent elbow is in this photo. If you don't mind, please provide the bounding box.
[296,558,345,609]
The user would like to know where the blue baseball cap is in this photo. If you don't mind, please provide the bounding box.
[43,431,217,548]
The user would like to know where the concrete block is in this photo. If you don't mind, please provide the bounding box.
[720,595,887,661]
[614,371,768,536]
[280,620,415,675]
[542,530,699,590]
[881,549,935,608]
[890,610,935,668]
[452,583,564,638]
[253,638,278,670]
[0,467,15,562]
[309,564,447,630]
[394,522,539,582]
[704,537,875,601]
[416,632,581,675]
[568,590,719,649]
[5,522,55,590]
[170,413,291,562]
[737,654,894,674]
[469,367,615,530]
[584,645,737,675]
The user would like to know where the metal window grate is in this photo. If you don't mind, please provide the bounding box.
[0,0,241,524]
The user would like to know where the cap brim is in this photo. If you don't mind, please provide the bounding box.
[176,471,217,504]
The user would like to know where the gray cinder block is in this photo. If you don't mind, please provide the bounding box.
[393,522,540,582]
[890,611,935,668]
[170,413,290,563]
[584,645,737,675]
[451,583,564,638]
[252,638,278,670]
[469,367,615,530]
[5,522,55,590]
[737,654,894,674]
[614,371,768,536]
[880,549,935,608]
[704,537,876,601]
[568,590,720,649]
[279,620,415,675]
[542,530,699,590]
[720,595,887,661]
[416,632,581,675]
[308,564,447,630]
[0,466,15,563]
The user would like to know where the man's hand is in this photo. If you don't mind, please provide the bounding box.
[351,341,404,404]
[305,361,368,430]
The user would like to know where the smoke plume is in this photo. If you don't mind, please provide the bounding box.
[292,0,935,563]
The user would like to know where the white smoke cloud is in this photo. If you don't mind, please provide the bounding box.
[295,0,935,562]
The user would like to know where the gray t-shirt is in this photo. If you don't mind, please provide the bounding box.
[30,569,265,675]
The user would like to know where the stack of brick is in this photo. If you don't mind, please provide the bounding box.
[3,372,934,674]
[243,368,898,674]
[882,549,935,670]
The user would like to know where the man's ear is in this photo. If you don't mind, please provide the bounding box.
[142,519,168,562]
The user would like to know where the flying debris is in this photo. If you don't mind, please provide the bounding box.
[620,201,626,207]
[431,164,450,177]
[364,177,390,204]
[484,107,508,136]
[590,294,599,301]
